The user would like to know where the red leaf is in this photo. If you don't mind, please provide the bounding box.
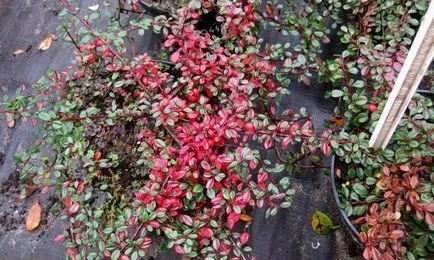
[164,36,177,48]
[201,161,211,171]
[426,213,434,225]
[410,176,419,189]
[227,212,240,229]
[372,247,381,260]
[399,165,410,172]
[249,160,257,169]
[389,229,404,240]
[199,228,214,238]
[206,179,214,189]
[422,203,434,212]
[53,234,65,243]
[212,238,220,250]
[282,136,291,149]
[170,50,180,63]
[383,71,394,82]
[322,141,331,155]
[41,186,50,194]
[264,139,273,149]
[69,203,80,215]
[363,248,371,259]
[392,62,402,72]
[301,121,313,137]
[257,198,264,208]
[66,248,76,258]
[228,77,239,87]
[175,245,184,254]
[257,172,268,183]
[94,151,102,161]
[180,215,193,226]
[240,232,249,244]
[149,221,160,228]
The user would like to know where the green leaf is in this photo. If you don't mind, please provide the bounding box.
[348,67,358,74]
[311,210,334,235]
[193,184,203,193]
[353,80,364,88]
[328,62,339,71]
[331,90,344,98]
[155,139,166,148]
[356,113,369,123]
[365,177,376,186]
[352,205,366,216]
[188,0,201,9]
[344,205,353,217]
[353,183,368,197]
[111,250,120,260]
[38,112,52,121]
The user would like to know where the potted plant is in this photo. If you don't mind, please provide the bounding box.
[331,95,434,259]
[318,0,434,258]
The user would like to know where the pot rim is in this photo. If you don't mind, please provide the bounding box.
[330,154,365,251]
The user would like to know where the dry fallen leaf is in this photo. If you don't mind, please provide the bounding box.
[88,4,99,10]
[50,34,58,41]
[311,210,334,235]
[26,200,42,231]
[38,35,54,51]
[12,45,32,57]
[13,49,25,56]
[240,214,251,222]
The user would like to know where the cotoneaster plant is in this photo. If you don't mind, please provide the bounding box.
[0,0,326,259]
[318,0,434,259]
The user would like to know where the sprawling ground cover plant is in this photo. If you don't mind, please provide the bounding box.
[0,0,323,259]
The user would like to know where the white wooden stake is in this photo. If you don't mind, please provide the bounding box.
[369,0,434,149]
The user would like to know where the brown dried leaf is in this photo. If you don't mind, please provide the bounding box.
[240,214,251,222]
[50,34,58,41]
[38,35,53,51]
[13,49,25,56]
[26,200,42,231]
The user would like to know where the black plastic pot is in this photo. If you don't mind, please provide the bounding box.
[330,155,364,253]
[330,89,434,254]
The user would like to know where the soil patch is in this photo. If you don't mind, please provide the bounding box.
[0,170,25,237]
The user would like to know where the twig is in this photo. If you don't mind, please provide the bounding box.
[350,197,385,206]
[289,151,312,166]
[229,237,248,260]
[163,125,181,145]
[120,222,146,253]
[63,25,81,52]
[274,147,288,163]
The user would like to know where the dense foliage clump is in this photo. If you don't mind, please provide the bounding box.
[1,0,433,259]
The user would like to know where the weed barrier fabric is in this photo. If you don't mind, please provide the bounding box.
[0,0,352,259]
